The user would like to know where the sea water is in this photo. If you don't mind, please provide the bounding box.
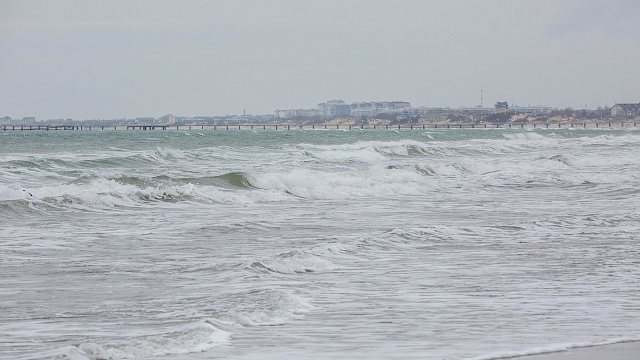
[1,128,639,360]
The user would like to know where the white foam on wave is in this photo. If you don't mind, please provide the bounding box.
[502,132,548,141]
[305,146,386,162]
[44,179,197,207]
[300,140,431,163]
[250,249,337,274]
[5,178,141,207]
[195,185,290,204]
[468,336,640,360]
[413,152,640,187]
[2,176,292,209]
[24,321,230,360]
[213,288,313,326]
[415,156,569,180]
[247,166,430,199]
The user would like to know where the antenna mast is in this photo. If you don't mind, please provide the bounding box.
[480,89,483,107]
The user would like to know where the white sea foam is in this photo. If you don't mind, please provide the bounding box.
[0,177,291,209]
[22,321,230,360]
[250,249,337,274]
[248,166,430,199]
[502,132,548,141]
[468,337,640,360]
[299,140,432,163]
[213,289,313,326]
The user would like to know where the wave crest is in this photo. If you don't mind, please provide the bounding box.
[249,249,337,274]
[35,321,230,360]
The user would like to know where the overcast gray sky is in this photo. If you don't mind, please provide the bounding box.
[1,0,639,119]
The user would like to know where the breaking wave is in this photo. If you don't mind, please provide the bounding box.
[205,288,313,327]
[249,249,337,274]
[24,321,230,360]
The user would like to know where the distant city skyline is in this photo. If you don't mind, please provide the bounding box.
[2,0,640,119]
[0,97,606,122]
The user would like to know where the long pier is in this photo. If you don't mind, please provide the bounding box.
[2,122,638,131]
[1,125,75,131]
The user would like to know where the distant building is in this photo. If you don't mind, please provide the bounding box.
[135,117,156,124]
[408,107,448,122]
[254,114,275,122]
[161,114,176,124]
[511,105,553,114]
[495,102,509,114]
[318,100,351,117]
[350,101,411,117]
[274,109,320,119]
[457,107,495,114]
[611,103,640,117]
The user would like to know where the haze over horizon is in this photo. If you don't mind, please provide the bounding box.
[1,0,640,120]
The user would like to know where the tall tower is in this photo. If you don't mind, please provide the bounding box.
[481,89,483,107]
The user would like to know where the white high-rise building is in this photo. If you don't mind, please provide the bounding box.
[162,114,176,124]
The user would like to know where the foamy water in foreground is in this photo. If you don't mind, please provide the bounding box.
[1,128,639,360]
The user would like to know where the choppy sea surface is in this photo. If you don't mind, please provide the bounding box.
[1,128,640,360]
